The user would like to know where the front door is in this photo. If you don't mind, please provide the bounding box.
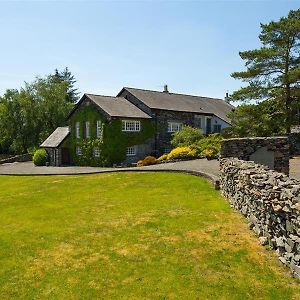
[206,118,212,135]
[61,148,70,165]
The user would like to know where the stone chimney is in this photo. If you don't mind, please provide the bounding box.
[163,84,169,93]
[225,91,230,102]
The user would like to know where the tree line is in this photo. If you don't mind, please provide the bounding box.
[0,68,79,154]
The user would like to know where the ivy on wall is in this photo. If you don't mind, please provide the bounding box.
[68,105,155,166]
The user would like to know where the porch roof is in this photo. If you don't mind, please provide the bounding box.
[40,127,70,148]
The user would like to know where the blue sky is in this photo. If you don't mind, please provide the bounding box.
[0,0,299,99]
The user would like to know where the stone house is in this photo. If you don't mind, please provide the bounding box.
[41,86,233,166]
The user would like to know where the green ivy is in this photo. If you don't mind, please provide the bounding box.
[68,106,155,166]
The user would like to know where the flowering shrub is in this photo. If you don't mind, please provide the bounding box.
[157,154,168,162]
[136,160,143,167]
[137,156,157,167]
[167,146,199,160]
[202,148,219,160]
[161,133,222,162]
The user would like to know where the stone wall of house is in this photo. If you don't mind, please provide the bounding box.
[220,137,289,175]
[45,148,62,167]
[220,158,300,278]
[154,109,200,154]
[123,138,155,166]
[120,89,228,156]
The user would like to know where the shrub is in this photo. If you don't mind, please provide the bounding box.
[191,133,222,158]
[33,149,48,166]
[157,154,168,162]
[202,148,219,160]
[167,146,199,160]
[136,160,143,167]
[27,147,38,156]
[171,126,204,147]
[136,156,157,167]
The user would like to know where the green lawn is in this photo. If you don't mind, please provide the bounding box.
[0,172,299,299]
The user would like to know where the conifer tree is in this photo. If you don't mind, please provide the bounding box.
[230,9,300,133]
[52,67,80,103]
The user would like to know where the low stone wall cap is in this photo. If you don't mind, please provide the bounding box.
[223,136,288,141]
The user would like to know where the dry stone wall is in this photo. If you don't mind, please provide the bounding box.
[0,154,31,165]
[289,133,300,156]
[220,158,300,278]
[220,137,289,175]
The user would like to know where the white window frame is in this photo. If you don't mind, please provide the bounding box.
[85,121,90,138]
[122,120,141,132]
[168,122,183,133]
[126,146,136,156]
[75,122,80,139]
[93,147,100,158]
[76,146,82,156]
[96,120,102,138]
[195,115,203,129]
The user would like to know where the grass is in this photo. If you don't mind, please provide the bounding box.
[0,172,299,299]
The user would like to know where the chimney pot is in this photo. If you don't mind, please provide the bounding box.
[163,84,169,93]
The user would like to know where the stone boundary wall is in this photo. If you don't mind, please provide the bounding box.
[220,137,289,175]
[289,133,300,156]
[0,154,13,160]
[220,158,300,278]
[0,154,31,165]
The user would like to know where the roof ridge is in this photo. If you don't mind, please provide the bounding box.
[124,87,223,101]
[86,93,123,99]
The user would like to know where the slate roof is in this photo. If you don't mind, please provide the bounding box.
[85,94,151,119]
[122,87,234,124]
[40,127,70,148]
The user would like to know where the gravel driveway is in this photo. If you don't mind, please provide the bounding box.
[1,158,300,186]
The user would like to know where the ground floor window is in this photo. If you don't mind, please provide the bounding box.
[75,121,80,138]
[85,121,90,138]
[126,146,136,156]
[168,122,183,133]
[93,148,100,158]
[213,124,222,133]
[76,146,82,156]
[194,115,203,129]
[96,120,102,138]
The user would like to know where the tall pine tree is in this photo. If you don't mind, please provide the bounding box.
[230,9,300,133]
[52,67,80,103]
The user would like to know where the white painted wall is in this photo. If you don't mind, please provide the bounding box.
[194,114,230,134]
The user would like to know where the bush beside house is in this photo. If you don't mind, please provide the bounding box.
[137,156,157,166]
[155,127,221,162]
[33,149,48,166]
[171,126,204,148]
